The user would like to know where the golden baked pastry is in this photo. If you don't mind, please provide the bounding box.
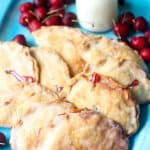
[0,83,59,127]
[30,47,71,97]
[10,101,128,150]
[0,42,39,94]
[32,26,87,75]
[66,73,139,135]
[80,36,150,104]
[33,26,150,104]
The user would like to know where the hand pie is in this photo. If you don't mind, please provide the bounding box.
[32,26,87,75]
[80,36,150,103]
[0,42,39,94]
[30,47,71,97]
[10,101,128,150]
[33,26,150,103]
[0,83,59,127]
[66,73,139,135]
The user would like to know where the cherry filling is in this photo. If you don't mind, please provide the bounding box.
[127,79,139,88]
[22,76,35,83]
[5,69,35,83]
[90,72,101,86]
[56,85,63,92]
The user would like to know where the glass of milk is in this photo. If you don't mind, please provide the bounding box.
[76,0,118,32]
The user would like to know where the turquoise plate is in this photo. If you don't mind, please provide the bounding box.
[0,0,150,149]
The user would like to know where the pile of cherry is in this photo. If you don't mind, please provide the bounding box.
[19,0,76,32]
[113,11,150,61]
[16,0,150,63]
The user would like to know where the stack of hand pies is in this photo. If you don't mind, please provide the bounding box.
[0,26,150,150]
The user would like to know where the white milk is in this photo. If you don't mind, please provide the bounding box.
[76,0,118,32]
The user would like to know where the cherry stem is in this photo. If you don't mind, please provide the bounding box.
[42,13,63,23]
[47,5,68,15]
[5,69,35,83]
[5,69,24,82]
[29,10,37,18]
[122,13,126,24]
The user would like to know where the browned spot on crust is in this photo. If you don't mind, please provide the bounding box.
[25,51,29,57]
[4,100,12,105]
[79,110,98,120]
[48,123,55,129]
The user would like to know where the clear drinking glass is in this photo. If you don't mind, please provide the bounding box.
[76,0,118,32]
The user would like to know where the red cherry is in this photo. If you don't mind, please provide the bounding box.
[144,30,150,46]
[113,23,130,38]
[63,0,75,4]
[44,16,62,26]
[19,12,35,26]
[146,38,150,46]
[144,30,150,38]
[90,72,101,86]
[0,132,6,146]
[118,12,134,26]
[19,2,34,13]
[33,0,48,7]
[62,12,76,26]
[133,17,148,32]
[130,36,147,50]
[48,0,63,7]
[140,48,150,61]
[28,19,42,32]
[19,15,28,26]
[35,7,47,20]
[13,34,27,46]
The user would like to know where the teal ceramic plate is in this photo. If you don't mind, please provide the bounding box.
[0,0,150,149]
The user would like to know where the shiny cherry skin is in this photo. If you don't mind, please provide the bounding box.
[33,0,48,7]
[62,12,76,26]
[35,7,47,20]
[19,11,35,26]
[133,16,148,32]
[130,36,147,50]
[144,30,150,38]
[118,12,134,26]
[44,16,62,26]
[113,23,130,38]
[140,48,150,61]
[144,30,150,46]
[28,19,42,32]
[146,38,150,46]
[0,132,6,146]
[13,34,27,46]
[19,2,34,13]
[48,0,63,7]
